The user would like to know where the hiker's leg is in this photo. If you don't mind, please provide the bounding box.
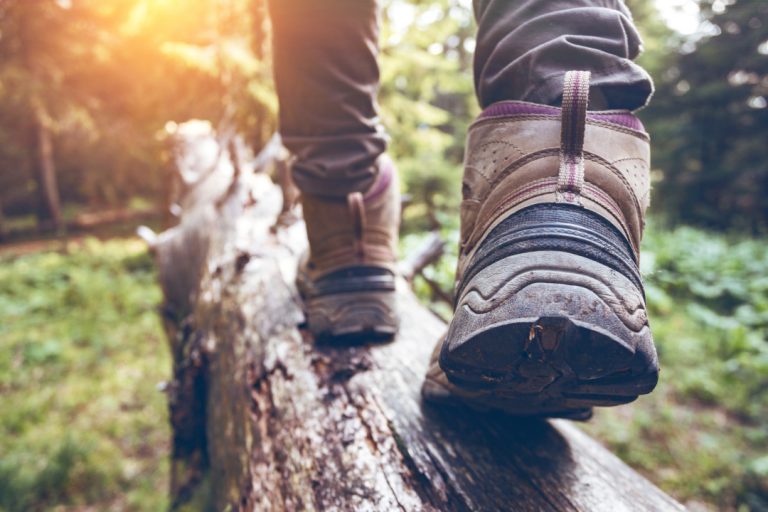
[268,0,385,198]
[269,0,399,341]
[473,0,653,110]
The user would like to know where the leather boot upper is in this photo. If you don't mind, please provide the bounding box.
[457,71,651,282]
[300,155,400,281]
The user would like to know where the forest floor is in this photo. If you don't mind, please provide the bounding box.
[0,226,766,511]
[0,238,170,511]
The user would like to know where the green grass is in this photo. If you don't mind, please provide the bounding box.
[582,225,768,511]
[0,238,170,511]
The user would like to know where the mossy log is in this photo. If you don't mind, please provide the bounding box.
[147,123,684,511]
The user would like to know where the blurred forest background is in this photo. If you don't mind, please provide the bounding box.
[0,0,766,510]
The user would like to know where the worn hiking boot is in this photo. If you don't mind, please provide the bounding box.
[297,155,400,341]
[423,71,659,418]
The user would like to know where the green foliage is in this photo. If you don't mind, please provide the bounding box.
[0,239,170,511]
[380,0,477,230]
[641,225,768,423]
[643,226,768,506]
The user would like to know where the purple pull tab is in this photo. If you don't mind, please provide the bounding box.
[557,70,591,205]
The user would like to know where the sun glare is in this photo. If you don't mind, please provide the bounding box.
[654,0,701,35]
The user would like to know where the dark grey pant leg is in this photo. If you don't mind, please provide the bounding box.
[473,0,653,110]
[269,0,385,197]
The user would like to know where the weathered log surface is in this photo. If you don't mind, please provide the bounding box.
[150,125,685,511]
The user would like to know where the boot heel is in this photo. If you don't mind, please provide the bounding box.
[441,207,659,414]
[306,290,398,341]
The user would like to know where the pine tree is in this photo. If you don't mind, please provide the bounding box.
[644,0,768,230]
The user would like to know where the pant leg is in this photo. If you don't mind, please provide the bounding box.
[473,0,653,110]
[269,0,385,198]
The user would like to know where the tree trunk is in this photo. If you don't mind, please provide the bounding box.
[148,123,684,511]
[33,108,63,231]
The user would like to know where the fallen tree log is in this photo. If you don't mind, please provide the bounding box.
[148,124,685,511]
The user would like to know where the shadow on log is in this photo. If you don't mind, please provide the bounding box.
[146,123,684,511]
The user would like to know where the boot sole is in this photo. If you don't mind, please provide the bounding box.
[305,290,398,342]
[440,250,659,416]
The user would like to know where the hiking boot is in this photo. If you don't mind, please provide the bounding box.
[297,155,400,341]
[423,71,659,417]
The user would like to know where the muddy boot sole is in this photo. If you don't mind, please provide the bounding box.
[305,290,398,342]
[440,205,659,416]
[298,266,399,342]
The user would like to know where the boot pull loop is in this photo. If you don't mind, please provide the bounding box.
[557,70,591,205]
[347,191,366,261]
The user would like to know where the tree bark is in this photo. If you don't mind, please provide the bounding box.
[150,124,685,511]
[33,107,63,231]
